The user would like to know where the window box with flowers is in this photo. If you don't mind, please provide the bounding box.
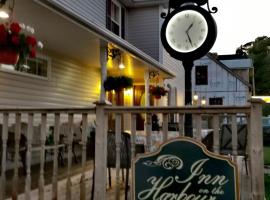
[150,85,168,99]
[0,22,42,68]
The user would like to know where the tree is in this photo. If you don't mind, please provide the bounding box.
[237,36,270,115]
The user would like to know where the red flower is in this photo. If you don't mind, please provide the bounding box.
[10,22,21,34]
[11,35,20,46]
[29,48,36,58]
[0,24,7,44]
[26,36,37,47]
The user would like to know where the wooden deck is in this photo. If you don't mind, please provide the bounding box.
[3,158,132,200]
[2,155,252,200]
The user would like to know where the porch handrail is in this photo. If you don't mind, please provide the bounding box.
[104,105,251,114]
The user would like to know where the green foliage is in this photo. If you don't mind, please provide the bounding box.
[265,174,270,200]
[103,76,133,91]
[237,36,270,96]
[265,146,270,165]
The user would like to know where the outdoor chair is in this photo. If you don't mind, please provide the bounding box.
[0,124,27,175]
[88,130,131,200]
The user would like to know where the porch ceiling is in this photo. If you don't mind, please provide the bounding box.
[11,0,172,83]
[13,0,100,67]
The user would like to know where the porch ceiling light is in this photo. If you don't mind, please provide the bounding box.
[0,9,9,18]
[119,63,125,69]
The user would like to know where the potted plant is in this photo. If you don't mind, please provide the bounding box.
[0,22,43,66]
[103,75,133,92]
[149,85,168,99]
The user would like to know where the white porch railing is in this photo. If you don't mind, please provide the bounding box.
[0,100,265,200]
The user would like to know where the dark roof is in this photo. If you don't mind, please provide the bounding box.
[217,54,248,60]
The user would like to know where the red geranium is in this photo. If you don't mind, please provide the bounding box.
[0,21,42,65]
[0,24,7,44]
[29,48,36,58]
[26,36,37,47]
[11,35,20,46]
[10,22,21,34]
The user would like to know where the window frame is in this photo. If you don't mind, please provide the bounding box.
[195,65,208,85]
[0,54,51,80]
[209,97,223,105]
[106,0,125,38]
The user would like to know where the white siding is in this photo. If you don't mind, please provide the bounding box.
[163,50,185,106]
[127,6,160,60]
[0,55,100,108]
[192,57,249,106]
[45,0,106,27]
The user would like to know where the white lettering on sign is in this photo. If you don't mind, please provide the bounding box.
[137,159,229,200]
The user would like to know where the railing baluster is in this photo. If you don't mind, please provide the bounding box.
[115,114,121,200]
[80,113,88,200]
[0,113,8,200]
[39,113,46,200]
[212,114,220,154]
[131,114,136,159]
[52,113,60,200]
[194,114,202,141]
[178,114,184,136]
[231,114,238,156]
[25,113,34,200]
[145,113,152,152]
[13,113,21,199]
[162,113,168,142]
[66,113,74,200]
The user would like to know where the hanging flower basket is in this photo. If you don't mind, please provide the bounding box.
[104,76,133,92]
[0,22,43,66]
[150,85,168,99]
[0,49,19,65]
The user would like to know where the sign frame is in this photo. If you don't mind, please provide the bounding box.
[132,137,240,200]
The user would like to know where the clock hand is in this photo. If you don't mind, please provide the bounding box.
[186,23,194,32]
[186,32,193,47]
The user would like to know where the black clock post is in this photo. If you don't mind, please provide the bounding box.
[160,0,218,137]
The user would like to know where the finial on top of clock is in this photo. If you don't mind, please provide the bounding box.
[161,0,217,19]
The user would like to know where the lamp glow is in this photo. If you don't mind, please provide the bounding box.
[201,97,206,105]
[119,63,125,69]
[193,93,199,101]
[124,88,133,96]
[0,10,9,19]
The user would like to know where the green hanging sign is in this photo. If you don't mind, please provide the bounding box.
[132,137,239,200]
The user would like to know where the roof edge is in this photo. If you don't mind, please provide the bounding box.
[34,0,175,78]
[119,0,169,8]
[206,53,251,88]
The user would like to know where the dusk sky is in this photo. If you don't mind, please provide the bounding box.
[210,0,270,55]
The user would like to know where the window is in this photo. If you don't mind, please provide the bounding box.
[106,0,125,38]
[209,97,223,105]
[0,55,50,78]
[195,65,208,85]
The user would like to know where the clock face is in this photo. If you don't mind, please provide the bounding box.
[165,10,208,53]
[160,5,217,61]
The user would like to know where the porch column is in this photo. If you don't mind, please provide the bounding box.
[100,41,108,103]
[144,70,150,106]
[144,70,152,152]
[94,102,108,200]
[249,99,265,200]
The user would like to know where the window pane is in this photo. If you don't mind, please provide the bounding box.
[209,97,223,105]
[26,59,37,75]
[37,59,48,77]
[195,65,208,85]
